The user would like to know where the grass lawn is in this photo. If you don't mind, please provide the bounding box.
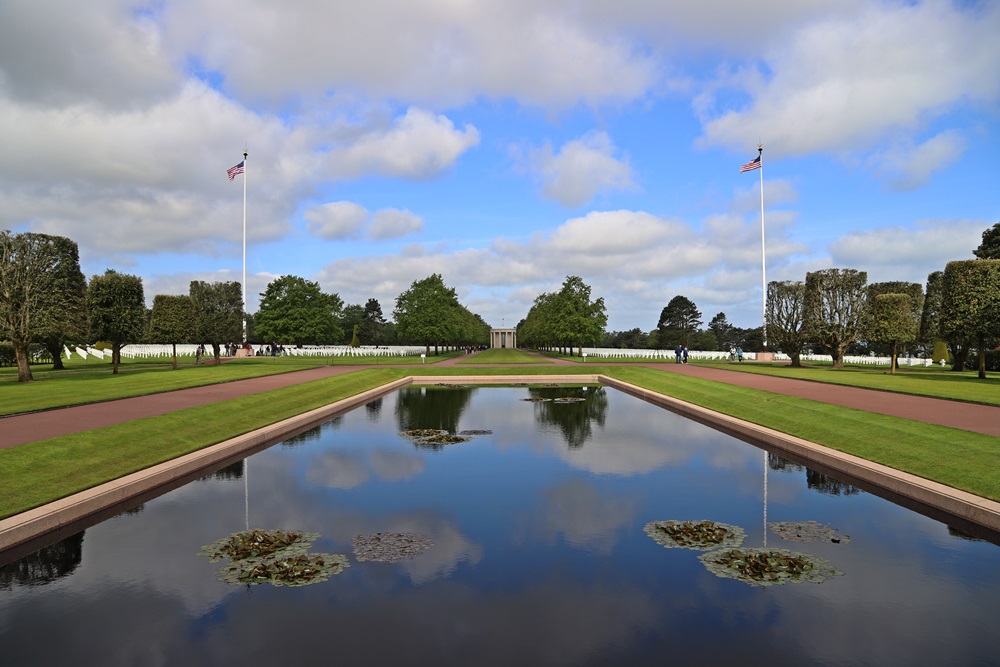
[457,348,550,364]
[0,353,449,416]
[2,363,999,521]
[694,361,1000,407]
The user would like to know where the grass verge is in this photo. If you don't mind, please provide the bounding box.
[0,368,406,518]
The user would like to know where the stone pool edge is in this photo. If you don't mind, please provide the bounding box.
[3,373,999,554]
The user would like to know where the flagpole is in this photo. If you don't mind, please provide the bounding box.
[242,149,248,342]
[758,144,767,349]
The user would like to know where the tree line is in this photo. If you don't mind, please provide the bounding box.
[4,223,998,382]
[0,230,492,382]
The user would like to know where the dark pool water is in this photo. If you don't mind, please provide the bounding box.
[2,385,999,666]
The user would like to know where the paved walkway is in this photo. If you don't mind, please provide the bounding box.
[2,354,998,448]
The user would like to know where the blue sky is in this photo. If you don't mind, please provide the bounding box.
[1,0,997,331]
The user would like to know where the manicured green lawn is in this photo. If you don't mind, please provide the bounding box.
[0,353,450,416]
[695,361,1000,407]
[457,348,549,364]
[2,363,998,521]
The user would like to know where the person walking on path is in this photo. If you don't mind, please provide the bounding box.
[736,347,743,362]
[675,345,683,364]
[682,347,689,364]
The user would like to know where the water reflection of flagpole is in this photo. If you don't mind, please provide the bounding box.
[763,450,768,548]
[245,458,250,531]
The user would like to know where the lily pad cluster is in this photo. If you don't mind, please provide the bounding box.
[770,520,850,544]
[522,397,551,402]
[352,532,434,563]
[644,520,746,551]
[400,429,471,445]
[199,529,349,587]
[401,428,494,445]
[698,547,843,587]
[645,519,845,587]
[552,397,586,403]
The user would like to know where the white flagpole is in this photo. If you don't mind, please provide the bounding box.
[242,149,248,342]
[758,143,767,349]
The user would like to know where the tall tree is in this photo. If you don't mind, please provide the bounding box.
[552,276,607,356]
[339,303,364,343]
[766,280,808,367]
[148,294,194,369]
[33,235,89,371]
[941,259,1000,379]
[804,268,868,369]
[920,270,967,370]
[0,232,90,380]
[864,281,923,371]
[394,274,465,355]
[87,269,146,374]
[358,298,387,345]
[867,294,919,374]
[657,296,702,348]
[254,275,343,346]
[973,222,1000,260]
[190,280,243,363]
[707,312,734,348]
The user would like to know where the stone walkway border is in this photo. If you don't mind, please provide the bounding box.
[3,371,999,559]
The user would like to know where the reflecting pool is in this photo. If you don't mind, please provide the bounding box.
[2,385,1000,666]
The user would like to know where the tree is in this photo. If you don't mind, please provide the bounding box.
[33,235,89,371]
[148,294,194,369]
[941,259,1000,379]
[516,277,606,355]
[394,274,465,355]
[190,280,243,363]
[254,275,343,346]
[707,312,734,348]
[867,294,918,374]
[657,296,702,348]
[804,268,868,369]
[87,269,146,374]
[339,303,364,343]
[0,232,89,381]
[973,222,1000,260]
[864,281,923,371]
[358,298,387,345]
[552,276,607,356]
[920,270,966,370]
[766,280,808,367]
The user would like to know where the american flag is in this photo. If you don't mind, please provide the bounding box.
[740,156,761,173]
[227,160,245,181]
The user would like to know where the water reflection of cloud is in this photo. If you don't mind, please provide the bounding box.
[536,479,637,555]
[305,448,425,489]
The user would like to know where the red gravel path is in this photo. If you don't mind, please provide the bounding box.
[2,356,998,448]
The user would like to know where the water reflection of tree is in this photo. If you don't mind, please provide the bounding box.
[530,386,608,449]
[208,460,245,481]
[365,397,383,422]
[768,452,804,473]
[282,417,343,448]
[806,469,860,496]
[395,387,474,438]
[0,532,84,590]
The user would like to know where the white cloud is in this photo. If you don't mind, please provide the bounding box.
[828,219,986,283]
[370,208,424,240]
[523,131,636,207]
[304,201,368,239]
[865,130,967,191]
[0,0,180,109]
[697,2,1000,162]
[160,0,657,109]
[305,202,423,241]
[327,108,480,179]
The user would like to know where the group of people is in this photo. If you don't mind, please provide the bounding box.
[729,346,744,362]
[672,344,745,363]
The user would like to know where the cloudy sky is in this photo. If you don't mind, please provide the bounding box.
[2,0,997,331]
